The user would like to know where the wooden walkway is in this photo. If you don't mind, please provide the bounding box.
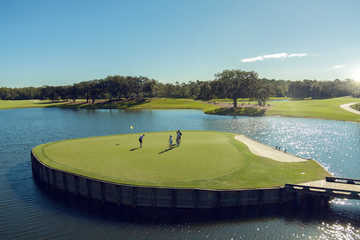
[285,177,360,200]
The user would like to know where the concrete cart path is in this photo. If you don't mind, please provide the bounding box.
[234,135,306,162]
[340,102,360,115]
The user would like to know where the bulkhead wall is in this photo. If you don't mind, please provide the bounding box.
[31,151,292,208]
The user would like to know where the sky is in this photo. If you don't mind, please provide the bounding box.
[1,0,360,87]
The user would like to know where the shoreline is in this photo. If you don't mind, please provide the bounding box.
[2,98,360,122]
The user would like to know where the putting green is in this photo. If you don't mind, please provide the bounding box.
[32,131,330,189]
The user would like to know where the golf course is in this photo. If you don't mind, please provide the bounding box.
[2,97,360,121]
[32,131,330,190]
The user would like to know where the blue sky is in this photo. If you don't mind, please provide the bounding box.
[1,0,360,87]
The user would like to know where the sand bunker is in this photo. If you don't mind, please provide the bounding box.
[235,135,306,162]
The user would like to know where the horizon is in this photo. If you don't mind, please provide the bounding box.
[2,0,360,88]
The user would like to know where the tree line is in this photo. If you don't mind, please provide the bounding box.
[1,70,359,107]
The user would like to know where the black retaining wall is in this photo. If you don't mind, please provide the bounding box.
[31,151,296,208]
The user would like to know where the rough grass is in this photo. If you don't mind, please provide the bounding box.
[352,103,360,111]
[32,131,330,190]
[267,97,360,122]
[206,107,265,116]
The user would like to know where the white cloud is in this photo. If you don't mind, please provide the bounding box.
[241,52,308,63]
[241,56,264,62]
[333,64,345,69]
[263,53,288,59]
[288,53,308,57]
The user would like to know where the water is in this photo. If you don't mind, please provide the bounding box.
[1,108,360,239]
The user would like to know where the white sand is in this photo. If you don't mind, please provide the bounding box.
[234,135,307,162]
[340,102,360,115]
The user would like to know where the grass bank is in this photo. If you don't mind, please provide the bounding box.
[206,107,265,116]
[32,131,329,190]
[123,98,217,111]
[267,97,360,122]
[2,97,360,122]
[208,97,289,104]
[0,98,218,112]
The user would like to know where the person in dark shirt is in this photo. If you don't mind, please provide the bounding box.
[139,134,145,148]
[176,130,182,146]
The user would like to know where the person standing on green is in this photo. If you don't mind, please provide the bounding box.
[139,134,145,148]
[176,130,182,146]
[169,135,173,148]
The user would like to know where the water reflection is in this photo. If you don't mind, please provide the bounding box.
[319,223,360,240]
[1,108,360,239]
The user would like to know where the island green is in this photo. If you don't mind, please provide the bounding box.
[32,131,330,190]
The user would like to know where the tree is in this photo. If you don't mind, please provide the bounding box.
[69,85,78,102]
[255,87,270,106]
[197,82,212,100]
[89,81,101,104]
[214,70,258,108]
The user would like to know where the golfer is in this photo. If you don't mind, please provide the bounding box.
[169,135,173,148]
[139,134,145,148]
[176,130,182,146]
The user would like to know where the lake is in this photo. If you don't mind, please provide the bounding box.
[1,108,360,239]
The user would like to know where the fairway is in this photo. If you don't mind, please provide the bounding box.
[0,100,65,109]
[267,97,360,122]
[32,131,330,190]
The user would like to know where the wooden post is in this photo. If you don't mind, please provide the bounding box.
[152,188,157,207]
[31,153,36,178]
[216,191,221,208]
[236,191,242,206]
[52,169,56,189]
[74,176,80,196]
[117,186,122,206]
[257,189,264,205]
[171,189,177,208]
[132,187,137,207]
[278,188,283,205]
[62,172,68,193]
[46,167,50,188]
[100,182,106,203]
[193,190,199,208]
[86,179,92,199]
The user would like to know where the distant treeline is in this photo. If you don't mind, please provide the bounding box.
[1,70,359,105]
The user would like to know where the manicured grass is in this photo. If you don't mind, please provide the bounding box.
[129,98,217,111]
[58,98,217,111]
[3,97,360,122]
[0,98,217,111]
[267,97,360,122]
[32,131,330,190]
[0,100,65,109]
[208,97,289,104]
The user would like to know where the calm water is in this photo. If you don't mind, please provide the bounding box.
[1,108,360,240]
